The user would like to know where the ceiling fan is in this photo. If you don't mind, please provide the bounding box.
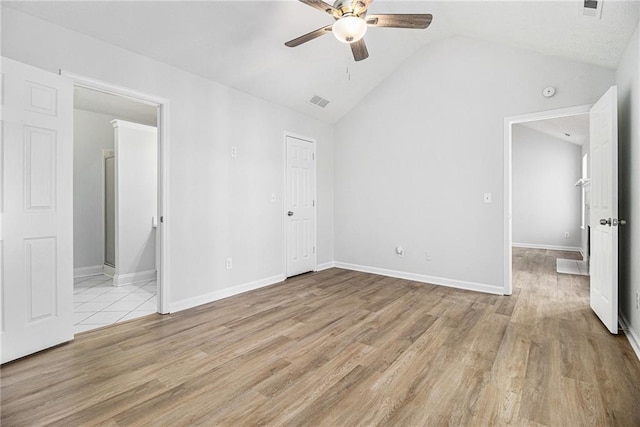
[285,0,433,61]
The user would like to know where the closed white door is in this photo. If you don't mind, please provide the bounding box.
[285,135,316,277]
[589,86,619,334]
[1,57,74,363]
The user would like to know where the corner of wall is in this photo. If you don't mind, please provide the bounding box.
[615,18,640,358]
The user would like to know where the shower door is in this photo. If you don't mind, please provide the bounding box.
[105,155,116,267]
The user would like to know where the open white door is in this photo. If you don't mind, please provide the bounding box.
[589,86,619,334]
[285,135,316,277]
[1,57,74,363]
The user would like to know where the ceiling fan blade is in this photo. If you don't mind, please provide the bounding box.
[299,0,339,16]
[285,25,333,47]
[366,14,433,29]
[350,38,369,61]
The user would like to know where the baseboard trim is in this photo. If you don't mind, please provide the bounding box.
[315,261,336,271]
[103,264,115,277]
[73,265,103,278]
[512,242,581,252]
[619,313,640,361]
[113,269,156,286]
[333,262,504,295]
[169,274,286,313]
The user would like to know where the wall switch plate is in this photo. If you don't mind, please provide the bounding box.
[483,193,492,203]
[231,146,237,158]
[226,258,232,270]
[270,193,277,202]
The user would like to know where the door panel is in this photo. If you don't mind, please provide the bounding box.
[589,86,618,334]
[1,57,74,363]
[24,126,57,211]
[285,135,316,277]
[25,237,57,320]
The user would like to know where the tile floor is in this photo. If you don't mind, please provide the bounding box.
[74,274,157,334]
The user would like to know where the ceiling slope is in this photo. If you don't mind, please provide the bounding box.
[3,1,639,123]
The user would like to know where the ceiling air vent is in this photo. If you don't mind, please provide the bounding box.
[308,94,330,109]
[583,0,603,18]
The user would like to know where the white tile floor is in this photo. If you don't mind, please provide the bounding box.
[74,274,157,334]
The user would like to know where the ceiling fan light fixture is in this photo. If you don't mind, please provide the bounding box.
[332,15,367,43]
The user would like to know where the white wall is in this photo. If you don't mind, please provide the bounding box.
[616,20,640,348]
[1,7,334,310]
[73,109,114,270]
[512,125,582,250]
[113,121,157,280]
[334,37,614,293]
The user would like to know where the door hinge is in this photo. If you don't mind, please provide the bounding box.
[160,216,164,223]
[312,153,315,160]
[312,200,315,207]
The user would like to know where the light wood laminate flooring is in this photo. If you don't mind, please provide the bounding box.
[2,248,640,426]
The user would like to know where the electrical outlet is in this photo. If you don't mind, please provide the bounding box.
[564,232,570,238]
[425,253,432,262]
[226,258,232,270]
[231,146,237,158]
[396,246,405,257]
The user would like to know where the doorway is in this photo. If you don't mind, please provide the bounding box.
[72,87,159,332]
[503,104,592,295]
[64,72,170,333]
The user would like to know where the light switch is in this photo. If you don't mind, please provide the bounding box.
[484,193,492,203]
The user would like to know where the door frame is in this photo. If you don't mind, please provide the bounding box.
[60,70,171,314]
[283,131,317,277]
[503,104,592,295]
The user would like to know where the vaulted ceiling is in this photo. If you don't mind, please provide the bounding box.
[5,1,639,123]
[520,113,590,145]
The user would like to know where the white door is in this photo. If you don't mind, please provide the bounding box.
[589,86,619,334]
[1,57,74,363]
[285,135,316,277]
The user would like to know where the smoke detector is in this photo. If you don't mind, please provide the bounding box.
[543,87,556,98]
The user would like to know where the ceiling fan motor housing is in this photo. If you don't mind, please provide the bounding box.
[332,0,368,17]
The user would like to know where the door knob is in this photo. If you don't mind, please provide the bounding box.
[600,218,611,226]
[287,211,294,217]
